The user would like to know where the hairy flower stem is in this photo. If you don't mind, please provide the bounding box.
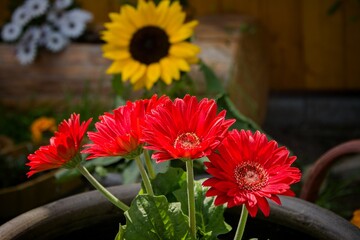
[186,160,196,239]
[234,205,249,240]
[144,150,156,179]
[76,164,130,212]
[135,155,154,196]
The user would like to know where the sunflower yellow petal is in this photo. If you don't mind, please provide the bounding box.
[104,23,134,38]
[165,12,186,35]
[101,33,129,47]
[159,58,173,85]
[155,0,170,26]
[109,12,121,22]
[133,75,147,90]
[164,57,180,80]
[103,50,131,60]
[147,63,161,83]
[186,56,200,64]
[122,60,140,81]
[169,42,200,58]
[162,2,184,34]
[106,61,124,74]
[130,64,146,84]
[122,5,144,28]
[138,0,156,25]
[170,56,191,72]
[170,20,198,43]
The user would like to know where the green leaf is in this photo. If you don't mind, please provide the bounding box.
[173,180,232,239]
[122,159,140,184]
[123,195,191,240]
[216,93,262,133]
[114,223,126,240]
[151,167,187,202]
[199,60,225,94]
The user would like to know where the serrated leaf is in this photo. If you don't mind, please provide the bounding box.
[123,195,191,240]
[173,180,232,239]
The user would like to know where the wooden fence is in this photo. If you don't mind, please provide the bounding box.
[1,0,360,91]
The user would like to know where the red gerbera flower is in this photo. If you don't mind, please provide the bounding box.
[142,95,235,162]
[203,129,301,217]
[84,95,170,160]
[27,113,92,177]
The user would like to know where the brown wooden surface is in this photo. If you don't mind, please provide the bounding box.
[0,15,269,124]
[1,0,360,91]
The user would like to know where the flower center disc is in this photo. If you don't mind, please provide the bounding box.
[174,132,200,150]
[234,162,268,191]
[129,26,170,65]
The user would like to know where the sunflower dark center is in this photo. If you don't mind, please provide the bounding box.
[129,26,170,65]
[234,162,268,191]
[174,132,200,150]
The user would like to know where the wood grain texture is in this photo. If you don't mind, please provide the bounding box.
[0,16,269,125]
[1,0,359,91]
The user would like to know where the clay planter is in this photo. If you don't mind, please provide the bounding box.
[0,184,359,240]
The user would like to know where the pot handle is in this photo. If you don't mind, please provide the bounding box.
[300,139,360,202]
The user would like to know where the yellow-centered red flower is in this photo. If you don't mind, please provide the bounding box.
[142,95,235,162]
[203,130,302,217]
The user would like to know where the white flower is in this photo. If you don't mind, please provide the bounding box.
[67,9,93,23]
[20,27,41,46]
[1,22,22,42]
[37,24,52,46]
[46,9,64,25]
[11,6,31,27]
[54,0,73,10]
[58,15,86,38]
[25,0,49,19]
[45,31,68,52]
[16,42,37,65]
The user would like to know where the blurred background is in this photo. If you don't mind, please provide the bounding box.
[0,0,359,226]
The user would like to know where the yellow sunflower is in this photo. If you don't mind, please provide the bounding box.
[102,0,200,90]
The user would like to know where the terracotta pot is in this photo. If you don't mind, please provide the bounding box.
[0,184,358,240]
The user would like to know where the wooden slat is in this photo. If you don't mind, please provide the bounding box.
[259,0,305,90]
[344,0,360,89]
[302,0,345,90]
[1,0,359,91]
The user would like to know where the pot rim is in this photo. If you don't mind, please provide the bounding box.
[0,183,359,240]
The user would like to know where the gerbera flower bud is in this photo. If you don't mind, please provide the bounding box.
[203,129,302,217]
[142,95,235,162]
[27,113,92,177]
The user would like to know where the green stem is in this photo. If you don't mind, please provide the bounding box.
[186,160,196,239]
[76,164,129,212]
[144,150,156,179]
[234,205,249,240]
[135,155,154,196]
